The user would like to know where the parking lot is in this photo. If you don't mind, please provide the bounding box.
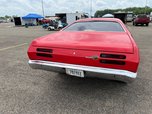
[0,22,152,114]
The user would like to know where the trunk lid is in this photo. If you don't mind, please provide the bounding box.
[33,31,134,53]
[137,17,150,23]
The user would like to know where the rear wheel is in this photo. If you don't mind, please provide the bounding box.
[58,27,62,30]
[146,23,149,26]
[133,22,135,26]
[48,28,51,31]
[135,23,137,26]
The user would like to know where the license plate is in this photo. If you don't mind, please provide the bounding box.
[65,68,84,78]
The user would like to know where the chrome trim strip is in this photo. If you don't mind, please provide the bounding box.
[29,60,137,80]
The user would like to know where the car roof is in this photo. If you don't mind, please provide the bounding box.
[75,18,122,23]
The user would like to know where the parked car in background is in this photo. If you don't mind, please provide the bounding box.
[126,12,134,22]
[47,20,68,31]
[42,23,49,29]
[28,18,140,83]
[150,12,152,22]
[41,19,51,24]
[47,26,55,31]
[0,20,3,23]
[133,14,150,26]
[0,19,7,23]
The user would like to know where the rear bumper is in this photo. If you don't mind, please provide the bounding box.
[29,60,137,83]
[135,21,149,24]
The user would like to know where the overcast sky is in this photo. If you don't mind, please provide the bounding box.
[0,0,151,16]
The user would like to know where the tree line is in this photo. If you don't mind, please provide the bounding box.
[0,15,18,20]
[94,7,152,17]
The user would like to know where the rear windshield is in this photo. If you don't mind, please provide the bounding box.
[63,21,124,32]
[138,15,147,18]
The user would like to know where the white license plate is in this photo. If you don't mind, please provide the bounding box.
[65,68,84,78]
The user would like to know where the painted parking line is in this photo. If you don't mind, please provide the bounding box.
[0,43,28,52]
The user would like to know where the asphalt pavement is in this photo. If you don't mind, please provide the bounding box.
[0,23,152,114]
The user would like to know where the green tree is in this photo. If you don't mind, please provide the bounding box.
[94,7,152,17]
[5,15,11,19]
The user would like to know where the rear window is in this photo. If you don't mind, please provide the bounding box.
[63,21,124,32]
[127,14,133,17]
[138,15,147,18]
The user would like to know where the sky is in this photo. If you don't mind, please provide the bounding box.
[0,0,151,17]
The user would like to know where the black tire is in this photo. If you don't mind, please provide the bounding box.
[133,22,134,26]
[48,28,51,31]
[58,27,62,30]
[146,23,149,26]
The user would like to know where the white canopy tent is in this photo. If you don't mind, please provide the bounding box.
[102,14,114,18]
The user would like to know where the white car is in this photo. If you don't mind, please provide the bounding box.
[150,12,152,21]
[48,26,55,31]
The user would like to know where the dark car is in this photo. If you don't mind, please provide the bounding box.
[133,14,150,26]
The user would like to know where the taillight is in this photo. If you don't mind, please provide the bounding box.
[100,60,125,65]
[100,53,126,65]
[100,54,126,59]
[36,48,53,58]
[37,48,53,53]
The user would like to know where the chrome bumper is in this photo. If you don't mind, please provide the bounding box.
[29,60,137,83]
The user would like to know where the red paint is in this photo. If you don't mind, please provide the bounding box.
[40,19,51,24]
[28,18,140,73]
[31,31,133,53]
[134,15,150,25]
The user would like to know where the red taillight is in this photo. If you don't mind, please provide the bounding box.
[100,54,126,65]
[100,60,125,65]
[100,54,126,59]
[37,48,53,53]
[36,48,53,58]
[36,53,52,58]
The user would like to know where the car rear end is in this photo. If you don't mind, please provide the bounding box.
[28,36,139,83]
[134,14,150,26]
[28,18,140,83]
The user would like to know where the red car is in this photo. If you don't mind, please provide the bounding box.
[41,19,51,24]
[133,14,150,26]
[28,18,140,83]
